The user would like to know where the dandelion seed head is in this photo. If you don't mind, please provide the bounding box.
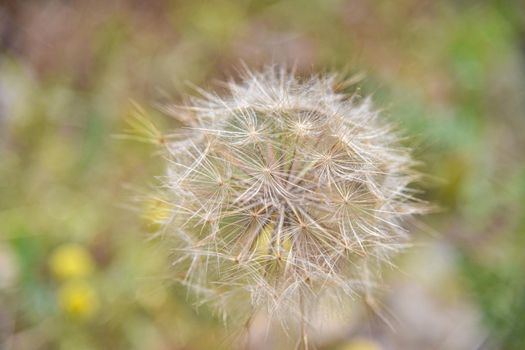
[156,67,425,329]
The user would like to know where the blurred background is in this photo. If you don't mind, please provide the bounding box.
[1,0,524,349]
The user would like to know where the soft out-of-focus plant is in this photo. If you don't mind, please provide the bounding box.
[146,67,426,345]
[49,243,95,280]
[58,280,99,320]
[48,243,99,320]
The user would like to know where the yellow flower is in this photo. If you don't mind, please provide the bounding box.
[58,280,99,319]
[142,197,172,233]
[49,244,94,280]
[339,338,382,350]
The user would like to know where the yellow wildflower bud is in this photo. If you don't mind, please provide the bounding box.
[49,244,94,280]
[58,280,99,319]
[142,197,172,233]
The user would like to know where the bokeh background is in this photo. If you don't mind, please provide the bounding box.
[1,0,524,349]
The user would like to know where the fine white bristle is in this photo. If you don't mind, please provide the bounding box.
[156,66,425,334]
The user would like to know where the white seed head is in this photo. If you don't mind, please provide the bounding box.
[156,67,424,329]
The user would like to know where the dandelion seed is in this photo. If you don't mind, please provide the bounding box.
[150,66,426,340]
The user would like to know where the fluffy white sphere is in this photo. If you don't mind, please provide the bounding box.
[157,67,424,330]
